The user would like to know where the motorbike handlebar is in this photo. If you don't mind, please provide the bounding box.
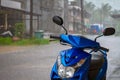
[100,47,109,52]
[50,35,60,39]
[50,35,109,52]
[50,35,68,45]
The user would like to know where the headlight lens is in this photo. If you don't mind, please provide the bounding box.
[57,55,86,78]
[58,64,65,78]
[66,66,75,78]
[58,64,75,78]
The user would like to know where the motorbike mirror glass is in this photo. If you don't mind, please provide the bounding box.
[103,27,115,36]
[52,16,63,26]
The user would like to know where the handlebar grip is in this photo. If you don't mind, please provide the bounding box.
[100,47,109,52]
[50,35,60,39]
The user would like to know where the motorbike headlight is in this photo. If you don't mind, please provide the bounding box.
[58,64,75,78]
[57,55,86,78]
[58,64,65,78]
[65,66,75,78]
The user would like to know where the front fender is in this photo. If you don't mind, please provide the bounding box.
[50,62,61,80]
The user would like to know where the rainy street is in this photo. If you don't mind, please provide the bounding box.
[0,35,120,80]
[1,0,120,80]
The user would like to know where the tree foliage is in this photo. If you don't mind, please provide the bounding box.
[84,1,96,14]
[84,2,112,24]
[15,23,25,38]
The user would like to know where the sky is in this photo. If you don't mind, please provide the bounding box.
[86,0,120,10]
[69,0,120,10]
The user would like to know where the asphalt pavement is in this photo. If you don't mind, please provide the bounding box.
[0,36,120,80]
[0,42,69,80]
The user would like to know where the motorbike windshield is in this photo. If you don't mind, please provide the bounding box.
[60,34,100,48]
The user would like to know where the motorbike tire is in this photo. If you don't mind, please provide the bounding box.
[88,52,106,80]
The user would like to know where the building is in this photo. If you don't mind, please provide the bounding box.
[68,1,90,33]
[0,0,63,35]
[0,0,41,34]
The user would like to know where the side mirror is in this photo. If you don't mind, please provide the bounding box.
[95,27,115,41]
[52,16,68,34]
[103,27,115,36]
[52,16,63,26]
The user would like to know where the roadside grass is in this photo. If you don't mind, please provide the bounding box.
[0,37,49,46]
[0,37,12,45]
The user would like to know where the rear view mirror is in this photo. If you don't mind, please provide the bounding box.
[103,27,115,36]
[52,16,63,26]
[95,27,115,41]
[52,16,68,34]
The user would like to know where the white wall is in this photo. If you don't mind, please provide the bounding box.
[1,0,21,9]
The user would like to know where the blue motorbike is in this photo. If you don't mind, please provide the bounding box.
[50,16,115,80]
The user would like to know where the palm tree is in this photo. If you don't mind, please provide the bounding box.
[100,3,112,23]
[84,1,96,14]
[91,3,112,24]
[84,1,96,24]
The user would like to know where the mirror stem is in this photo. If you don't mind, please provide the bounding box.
[95,34,103,42]
[61,25,68,35]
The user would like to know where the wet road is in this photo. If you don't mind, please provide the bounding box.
[0,36,120,80]
[101,36,120,80]
[0,42,69,80]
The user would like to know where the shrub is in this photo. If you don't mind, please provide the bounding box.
[14,22,25,38]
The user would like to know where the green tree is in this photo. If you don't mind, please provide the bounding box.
[100,3,112,22]
[84,1,96,24]
[92,8,102,23]
[91,3,112,24]
[84,1,96,14]
[15,22,25,38]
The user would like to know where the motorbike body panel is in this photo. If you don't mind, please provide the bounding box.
[51,48,91,80]
[50,34,107,80]
[60,34,100,48]
[61,48,90,66]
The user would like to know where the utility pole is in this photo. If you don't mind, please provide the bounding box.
[0,0,1,9]
[30,0,33,37]
[64,0,69,30]
[40,0,43,30]
[80,0,85,33]
[0,0,1,7]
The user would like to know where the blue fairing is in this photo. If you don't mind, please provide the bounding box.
[51,58,91,80]
[50,34,105,80]
[60,34,100,48]
[50,62,61,79]
[61,48,90,66]
[51,48,91,80]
